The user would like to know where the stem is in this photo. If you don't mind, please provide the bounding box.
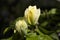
[35,25,44,35]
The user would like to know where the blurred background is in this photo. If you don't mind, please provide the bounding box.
[0,0,60,39]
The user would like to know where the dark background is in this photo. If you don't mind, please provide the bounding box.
[0,0,60,39]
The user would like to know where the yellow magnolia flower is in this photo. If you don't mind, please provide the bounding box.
[15,19,27,34]
[24,6,40,25]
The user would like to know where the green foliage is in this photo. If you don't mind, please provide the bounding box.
[1,8,60,40]
[26,33,39,40]
[50,33,59,40]
[26,31,52,40]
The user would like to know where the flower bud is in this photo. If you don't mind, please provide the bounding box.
[15,19,28,34]
[24,6,40,25]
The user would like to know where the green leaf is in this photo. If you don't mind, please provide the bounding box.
[0,36,12,40]
[26,29,53,40]
[3,27,12,35]
[42,35,53,40]
[26,33,39,40]
[57,30,60,33]
[39,27,53,34]
[40,21,48,27]
[36,29,53,40]
[49,8,56,14]
[50,33,59,40]
[3,27,9,34]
